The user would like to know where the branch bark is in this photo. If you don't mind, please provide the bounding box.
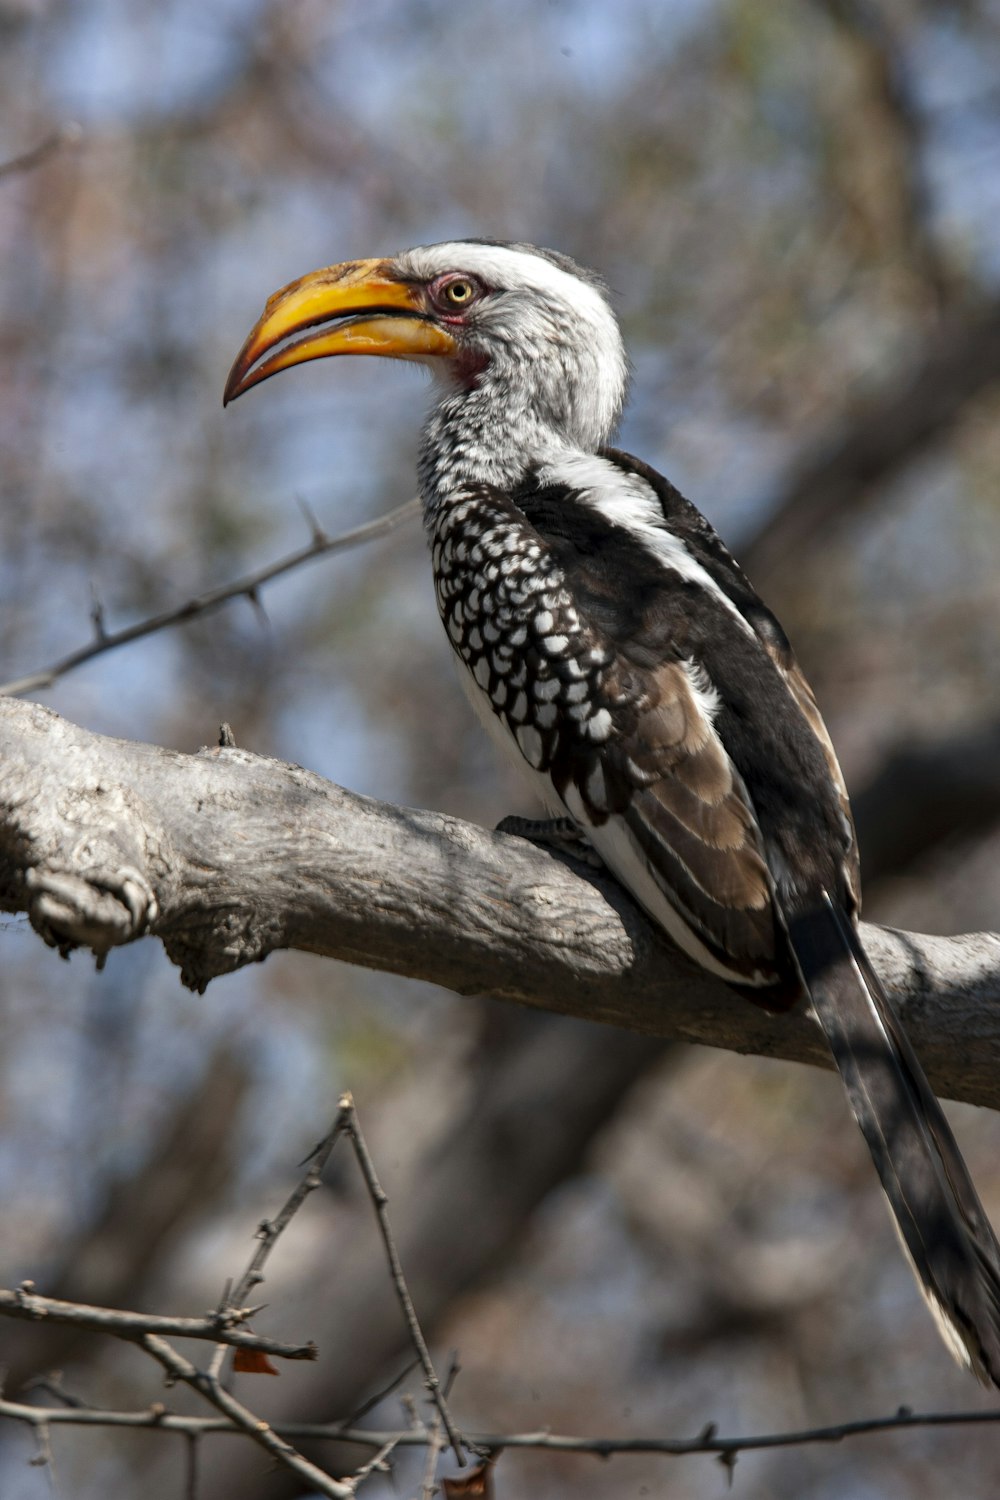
[2,696,1000,1106]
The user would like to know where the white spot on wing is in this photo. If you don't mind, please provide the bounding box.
[585,709,613,741]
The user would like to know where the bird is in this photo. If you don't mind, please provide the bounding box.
[225,238,1000,1384]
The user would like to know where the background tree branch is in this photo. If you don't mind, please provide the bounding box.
[3,695,999,1108]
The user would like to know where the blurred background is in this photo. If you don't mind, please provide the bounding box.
[4,0,1000,1495]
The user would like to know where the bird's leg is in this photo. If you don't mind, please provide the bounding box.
[496,814,604,869]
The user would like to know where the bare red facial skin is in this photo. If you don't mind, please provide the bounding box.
[452,346,489,390]
[419,275,490,388]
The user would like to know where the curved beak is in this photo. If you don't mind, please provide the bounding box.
[223,258,456,405]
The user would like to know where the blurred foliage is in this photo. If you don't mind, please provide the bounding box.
[5,1,1000,1496]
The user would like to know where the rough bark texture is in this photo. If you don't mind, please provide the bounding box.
[3,695,1000,1106]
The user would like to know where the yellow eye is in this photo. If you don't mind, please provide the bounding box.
[443,279,475,306]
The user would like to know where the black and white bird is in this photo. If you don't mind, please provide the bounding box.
[225,238,1000,1383]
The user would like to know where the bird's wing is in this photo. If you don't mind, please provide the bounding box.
[603,447,861,908]
[556,649,786,994]
[499,466,849,999]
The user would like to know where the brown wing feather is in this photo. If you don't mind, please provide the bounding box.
[570,658,784,987]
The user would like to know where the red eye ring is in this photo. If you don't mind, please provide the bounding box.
[430,274,483,312]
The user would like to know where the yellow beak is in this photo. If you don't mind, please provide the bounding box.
[223,258,457,405]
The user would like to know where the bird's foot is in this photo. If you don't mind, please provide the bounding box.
[496,814,604,869]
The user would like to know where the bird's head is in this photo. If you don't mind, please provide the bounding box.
[224,241,628,462]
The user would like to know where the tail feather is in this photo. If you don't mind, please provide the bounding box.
[788,893,1000,1385]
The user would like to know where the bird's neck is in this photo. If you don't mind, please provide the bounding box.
[418,386,590,526]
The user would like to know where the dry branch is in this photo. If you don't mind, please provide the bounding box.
[2,695,1000,1106]
[0,499,419,698]
[4,1396,1000,1461]
[0,1288,315,1361]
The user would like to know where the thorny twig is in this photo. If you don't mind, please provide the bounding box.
[139,1332,354,1499]
[0,1286,316,1362]
[342,1095,466,1468]
[4,1397,1000,1460]
[0,497,419,698]
[0,1097,455,1497]
[26,1099,994,1486]
[343,1436,400,1494]
[207,1097,353,1378]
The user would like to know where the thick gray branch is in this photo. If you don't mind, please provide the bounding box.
[2,696,999,1106]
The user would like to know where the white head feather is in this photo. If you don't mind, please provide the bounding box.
[395,240,629,497]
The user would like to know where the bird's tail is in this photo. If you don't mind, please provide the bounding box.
[788,893,1000,1385]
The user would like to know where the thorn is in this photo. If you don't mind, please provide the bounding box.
[244,585,269,628]
[718,1450,738,1487]
[296,495,329,546]
[90,586,107,642]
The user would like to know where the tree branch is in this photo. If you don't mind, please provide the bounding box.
[3,1396,1000,1461]
[0,498,419,699]
[2,695,1000,1106]
[0,1287,316,1362]
[137,1333,355,1499]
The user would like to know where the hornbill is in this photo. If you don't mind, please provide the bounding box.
[225,239,1000,1383]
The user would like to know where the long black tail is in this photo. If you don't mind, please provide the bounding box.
[788,893,1000,1385]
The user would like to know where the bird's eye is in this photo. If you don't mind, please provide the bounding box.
[434,276,480,310]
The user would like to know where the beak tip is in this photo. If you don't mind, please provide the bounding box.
[222,366,247,407]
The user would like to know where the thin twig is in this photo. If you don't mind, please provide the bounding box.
[0,122,81,181]
[0,498,419,698]
[0,1286,316,1361]
[343,1358,421,1427]
[139,1332,353,1499]
[344,1436,400,1494]
[184,1431,199,1500]
[342,1096,466,1467]
[420,1414,445,1499]
[28,1415,55,1477]
[208,1098,353,1378]
[4,1399,1000,1456]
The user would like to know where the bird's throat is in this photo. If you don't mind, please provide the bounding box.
[417,386,584,524]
